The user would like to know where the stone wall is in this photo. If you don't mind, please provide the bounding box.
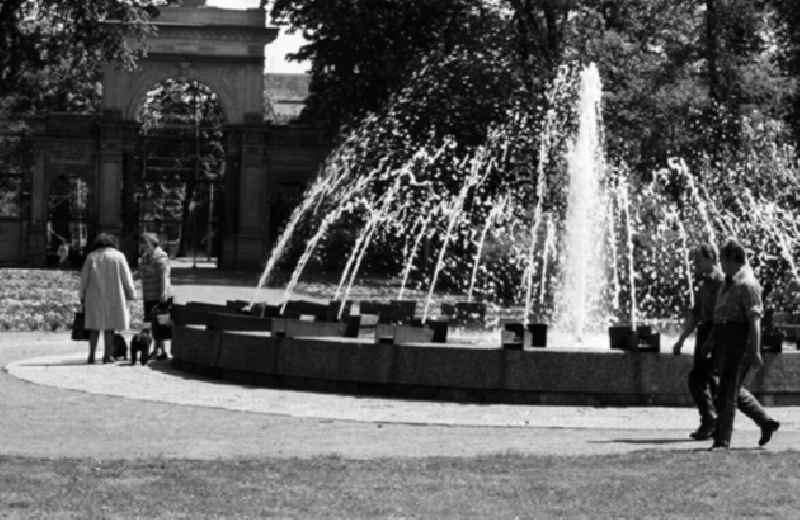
[7,115,328,268]
[172,323,800,406]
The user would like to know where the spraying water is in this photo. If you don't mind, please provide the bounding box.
[397,213,432,301]
[606,189,620,311]
[668,157,717,246]
[421,149,492,323]
[538,212,556,305]
[337,177,404,318]
[672,208,695,309]
[521,66,572,326]
[247,60,799,343]
[278,174,375,309]
[252,173,333,305]
[618,178,638,329]
[556,63,609,337]
[467,195,507,302]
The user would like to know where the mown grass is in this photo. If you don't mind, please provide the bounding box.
[1,450,798,518]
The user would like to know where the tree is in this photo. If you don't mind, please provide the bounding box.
[555,0,793,169]
[272,0,794,174]
[270,0,488,136]
[505,0,573,95]
[771,0,800,140]
[0,0,164,118]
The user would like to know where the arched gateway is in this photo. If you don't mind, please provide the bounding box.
[17,1,325,268]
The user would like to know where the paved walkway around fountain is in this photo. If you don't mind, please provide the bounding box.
[3,274,799,460]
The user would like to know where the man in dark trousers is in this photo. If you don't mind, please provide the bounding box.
[708,238,780,449]
[673,244,724,440]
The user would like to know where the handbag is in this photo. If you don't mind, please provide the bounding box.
[151,299,173,341]
[71,308,91,341]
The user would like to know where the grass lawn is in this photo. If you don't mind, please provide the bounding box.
[1,450,799,518]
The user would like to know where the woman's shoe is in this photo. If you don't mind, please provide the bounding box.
[102,357,112,364]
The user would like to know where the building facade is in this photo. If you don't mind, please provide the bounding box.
[0,1,328,269]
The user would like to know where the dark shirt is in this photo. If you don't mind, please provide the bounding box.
[713,266,763,325]
[692,268,724,325]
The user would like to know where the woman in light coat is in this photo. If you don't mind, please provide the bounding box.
[80,233,136,363]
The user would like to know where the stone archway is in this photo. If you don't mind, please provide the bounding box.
[134,77,227,262]
[102,2,275,126]
[98,1,278,267]
[23,2,293,267]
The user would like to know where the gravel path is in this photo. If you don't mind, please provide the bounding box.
[3,331,798,460]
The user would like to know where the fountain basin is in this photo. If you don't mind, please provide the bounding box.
[169,304,800,406]
[502,323,548,350]
[609,325,660,352]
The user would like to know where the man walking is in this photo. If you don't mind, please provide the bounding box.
[673,244,723,440]
[709,239,780,449]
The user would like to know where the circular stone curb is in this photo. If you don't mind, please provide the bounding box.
[8,352,799,431]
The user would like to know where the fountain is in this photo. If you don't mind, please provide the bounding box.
[169,61,800,405]
[247,61,799,349]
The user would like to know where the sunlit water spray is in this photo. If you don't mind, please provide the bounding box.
[467,195,507,302]
[555,63,610,338]
[248,60,800,348]
[422,149,493,323]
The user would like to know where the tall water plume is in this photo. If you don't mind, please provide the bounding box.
[555,63,610,338]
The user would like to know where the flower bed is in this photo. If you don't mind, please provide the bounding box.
[0,269,145,332]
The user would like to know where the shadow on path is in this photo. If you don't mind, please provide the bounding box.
[592,438,771,453]
[596,437,695,445]
[17,359,89,367]
[144,360,276,391]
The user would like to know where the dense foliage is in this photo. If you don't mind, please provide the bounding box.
[772,0,800,141]
[270,0,492,135]
[271,0,796,169]
[0,0,166,118]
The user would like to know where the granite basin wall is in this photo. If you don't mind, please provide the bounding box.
[171,324,800,405]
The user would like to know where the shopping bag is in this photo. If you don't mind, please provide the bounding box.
[151,299,173,341]
[71,309,91,341]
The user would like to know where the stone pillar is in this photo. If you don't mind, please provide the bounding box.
[236,123,270,268]
[27,135,48,265]
[121,142,142,266]
[97,115,137,240]
[219,127,241,267]
[219,123,269,268]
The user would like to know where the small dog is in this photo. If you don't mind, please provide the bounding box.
[112,333,128,360]
[130,328,153,365]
